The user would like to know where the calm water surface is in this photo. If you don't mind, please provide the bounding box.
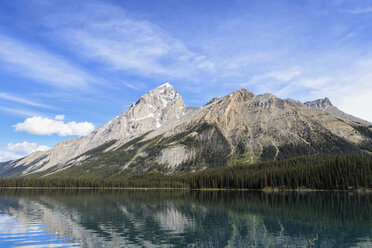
[0,189,371,247]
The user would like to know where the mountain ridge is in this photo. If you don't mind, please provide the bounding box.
[1,84,372,178]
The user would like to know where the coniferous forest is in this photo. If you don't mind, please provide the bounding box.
[1,154,371,190]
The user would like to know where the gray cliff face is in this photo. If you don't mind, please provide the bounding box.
[4,83,187,176]
[304,98,372,126]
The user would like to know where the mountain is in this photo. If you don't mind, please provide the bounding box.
[304,98,372,126]
[1,84,372,178]
[0,161,10,167]
[0,160,17,178]
[2,83,187,177]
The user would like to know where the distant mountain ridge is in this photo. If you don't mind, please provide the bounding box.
[1,84,372,178]
[304,98,372,126]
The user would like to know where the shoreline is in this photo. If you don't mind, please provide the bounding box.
[0,186,371,193]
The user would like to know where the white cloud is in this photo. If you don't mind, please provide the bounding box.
[0,35,95,89]
[0,142,49,162]
[54,115,65,120]
[14,116,95,136]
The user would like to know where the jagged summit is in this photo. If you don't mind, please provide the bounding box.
[131,83,178,106]
[204,89,255,107]
[147,82,175,97]
[125,82,184,130]
[304,97,333,110]
[157,82,173,88]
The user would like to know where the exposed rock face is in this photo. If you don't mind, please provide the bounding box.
[172,90,364,156]
[156,145,195,170]
[4,83,187,176]
[304,98,372,126]
[2,85,372,177]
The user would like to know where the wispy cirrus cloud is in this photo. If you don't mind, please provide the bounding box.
[43,2,214,80]
[238,67,303,94]
[0,92,50,108]
[342,7,372,14]
[252,67,302,83]
[0,35,96,89]
[0,106,43,117]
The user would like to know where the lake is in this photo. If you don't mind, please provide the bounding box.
[0,189,371,247]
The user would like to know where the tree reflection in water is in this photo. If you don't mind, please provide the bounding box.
[0,189,371,248]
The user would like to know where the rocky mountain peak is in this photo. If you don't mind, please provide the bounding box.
[125,83,185,129]
[146,82,177,98]
[304,97,333,110]
[229,89,255,101]
[131,83,178,106]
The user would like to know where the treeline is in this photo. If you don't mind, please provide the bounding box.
[0,155,372,190]
[0,174,187,188]
[186,154,372,189]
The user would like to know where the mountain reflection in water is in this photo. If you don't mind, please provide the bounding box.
[0,189,371,248]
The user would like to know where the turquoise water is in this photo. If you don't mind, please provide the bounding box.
[0,189,371,247]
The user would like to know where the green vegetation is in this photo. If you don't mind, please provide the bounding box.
[187,154,372,189]
[117,122,231,173]
[52,134,150,178]
[260,129,361,161]
[78,140,117,158]
[353,125,372,139]
[352,124,372,152]
[1,154,371,190]
[52,123,232,177]
[176,123,231,171]
[3,122,371,189]
[41,121,372,179]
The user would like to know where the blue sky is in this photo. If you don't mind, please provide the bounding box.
[1,0,372,161]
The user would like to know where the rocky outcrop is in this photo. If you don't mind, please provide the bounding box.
[304,97,332,110]
[156,145,195,170]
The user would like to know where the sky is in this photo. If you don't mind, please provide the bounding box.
[1,0,372,162]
